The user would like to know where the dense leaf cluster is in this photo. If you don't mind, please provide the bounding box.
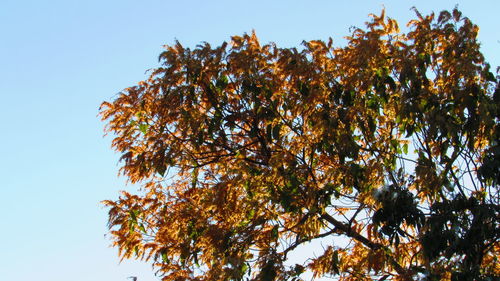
[101,8,499,281]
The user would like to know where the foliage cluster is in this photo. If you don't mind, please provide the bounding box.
[101,8,499,280]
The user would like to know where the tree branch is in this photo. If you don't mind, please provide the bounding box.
[319,213,407,276]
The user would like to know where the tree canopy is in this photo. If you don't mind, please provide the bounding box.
[100,8,499,281]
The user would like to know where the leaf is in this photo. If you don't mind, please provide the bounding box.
[161,250,170,264]
[331,250,340,274]
[271,225,279,240]
[272,124,281,140]
[156,164,167,177]
[216,75,229,90]
[139,223,146,233]
[240,263,249,276]
[138,123,148,134]
[452,8,462,21]
[130,209,138,222]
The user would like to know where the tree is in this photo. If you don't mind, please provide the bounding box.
[100,8,499,281]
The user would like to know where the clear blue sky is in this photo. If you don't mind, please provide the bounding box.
[0,1,498,280]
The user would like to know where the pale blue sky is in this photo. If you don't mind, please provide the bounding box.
[0,1,498,281]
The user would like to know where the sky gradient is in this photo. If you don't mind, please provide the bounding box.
[1,1,498,280]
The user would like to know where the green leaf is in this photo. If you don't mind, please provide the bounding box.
[272,124,281,140]
[191,168,199,188]
[161,251,169,263]
[156,164,167,177]
[130,209,138,222]
[246,208,255,220]
[271,225,279,240]
[331,250,340,274]
[138,123,148,134]
[216,75,229,90]
[241,263,249,275]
